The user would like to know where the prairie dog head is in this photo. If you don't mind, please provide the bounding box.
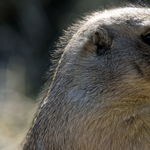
[22,6,150,150]
[49,7,150,107]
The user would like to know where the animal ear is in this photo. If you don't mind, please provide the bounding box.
[92,30,112,56]
[93,31,104,46]
[93,32,100,45]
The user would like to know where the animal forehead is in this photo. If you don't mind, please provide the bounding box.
[88,7,150,26]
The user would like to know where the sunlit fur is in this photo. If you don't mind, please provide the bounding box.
[22,5,150,150]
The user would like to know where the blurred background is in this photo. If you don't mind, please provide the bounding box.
[0,0,148,149]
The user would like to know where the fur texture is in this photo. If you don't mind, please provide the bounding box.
[21,5,150,150]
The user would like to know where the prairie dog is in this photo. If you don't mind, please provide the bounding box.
[22,6,150,150]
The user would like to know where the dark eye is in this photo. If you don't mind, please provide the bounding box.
[142,32,150,46]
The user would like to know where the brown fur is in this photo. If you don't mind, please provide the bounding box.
[21,5,150,150]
